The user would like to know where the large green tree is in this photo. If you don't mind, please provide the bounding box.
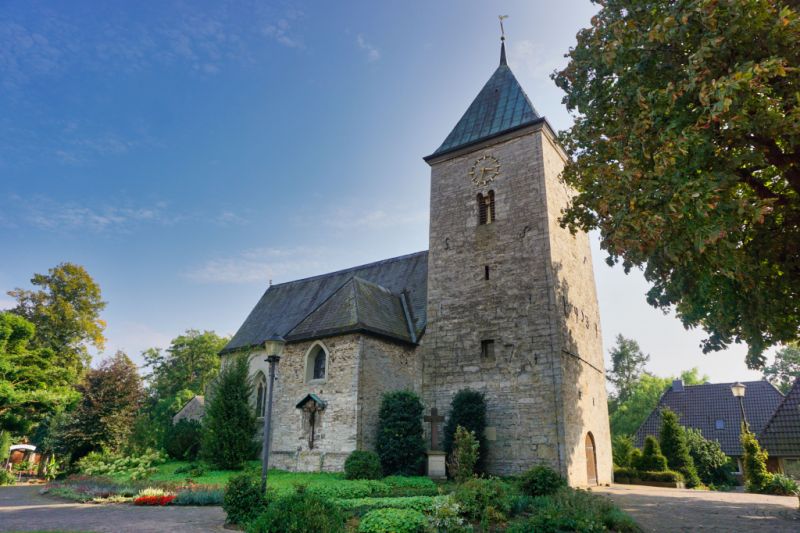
[0,312,78,435]
[555,0,800,368]
[8,263,106,376]
[762,343,800,393]
[63,351,143,459]
[607,334,650,404]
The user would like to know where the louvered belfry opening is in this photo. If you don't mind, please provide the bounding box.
[477,191,496,225]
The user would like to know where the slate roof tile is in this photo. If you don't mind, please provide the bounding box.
[221,251,427,353]
[759,378,800,456]
[634,380,784,456]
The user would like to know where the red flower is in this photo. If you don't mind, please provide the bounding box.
[133,494,175,506]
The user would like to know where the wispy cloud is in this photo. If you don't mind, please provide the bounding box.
[325,208,426,230]
[5,195,181,233]
[186,246,327,284]
[509,40,563,82]
[356,34,380,62]
[263,17,304,49]
[215,210,249,226]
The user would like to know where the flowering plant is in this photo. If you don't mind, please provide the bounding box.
[133,494,175,506]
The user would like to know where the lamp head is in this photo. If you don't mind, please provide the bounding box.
[731,382,747,398]
[264,334,286,358]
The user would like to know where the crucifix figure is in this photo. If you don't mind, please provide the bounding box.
[304,403,319,450]
[424,407,445,451]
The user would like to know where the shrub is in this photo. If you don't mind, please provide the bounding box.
[246,487,345,533]
[443,389,488,473]
[613,467,683,485]
[613,467,640,484]
[452,477,513,524]
[635,436,668,472]
[0,469,15,486]
[507,488,640,533]
[202,354,258,470]
[306,479,389,499]
[223,473,266,525]
[344,450,383,480]
[165,419,202,461]
[659,409,701,487]
[358,508,428,533]
[612,435,634,468]
[76,449,166,480]
[428,497,469,533]
[519,465,566,497]
[375,391,426,476]
[741,425,772,493]
[0,431,11,464]
[174,487,224,505]
[447,426,479,483]
[763,474,799,496]
[684,428,735,487]
[174,462,206,478]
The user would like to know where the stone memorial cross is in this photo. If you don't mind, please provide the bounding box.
[424,407,445,450]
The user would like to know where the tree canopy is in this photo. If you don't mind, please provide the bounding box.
[607,334,650,404]
[8,263,106,375]
[555,0,800,368]
[0,312,78,435]
[762,343,800,393]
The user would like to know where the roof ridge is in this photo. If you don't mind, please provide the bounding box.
[268,250,428,289]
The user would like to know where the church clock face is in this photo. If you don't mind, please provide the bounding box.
[469,154,500,186]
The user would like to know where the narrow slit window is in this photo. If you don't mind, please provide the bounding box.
[481,339,495,360]
[484,265,490,280]
[477,193,487,225]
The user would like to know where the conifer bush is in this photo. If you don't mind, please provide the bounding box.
[741,425,772,493]
[165,419,202,460]
[659,408,701,487]
[612,435,634,468]
[375,391,425,476]
[443,389,488,472]
[201,354,257,470]
[635,436,668,472]
[223,472,266,525]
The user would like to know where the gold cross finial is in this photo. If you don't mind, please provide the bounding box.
[499,15,509,41]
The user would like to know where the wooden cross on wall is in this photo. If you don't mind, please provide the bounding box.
[424,408,445,451]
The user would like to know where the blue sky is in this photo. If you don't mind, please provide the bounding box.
[0,0,766,382]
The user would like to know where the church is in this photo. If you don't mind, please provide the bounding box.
[219,37,612,486]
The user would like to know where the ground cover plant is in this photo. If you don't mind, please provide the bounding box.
[357,508,427,533]
[246,486,346,533]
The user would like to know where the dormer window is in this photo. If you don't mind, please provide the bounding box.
[477,190,495,225]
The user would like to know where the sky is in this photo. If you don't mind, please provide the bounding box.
[0,0,769,383]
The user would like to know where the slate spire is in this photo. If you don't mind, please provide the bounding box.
[427,35,541,159]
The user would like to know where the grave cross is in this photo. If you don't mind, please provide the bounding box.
[424,407,445,451]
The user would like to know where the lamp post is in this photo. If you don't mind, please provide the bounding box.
[261,334,285,494]
[731,381,747,428]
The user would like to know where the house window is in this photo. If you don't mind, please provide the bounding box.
[481,339,495,361]
[715,419,725,430]
[477,191,496,225]
[255,372,267,417]
[305,342,329,382]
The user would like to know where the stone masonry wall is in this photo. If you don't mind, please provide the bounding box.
[539,129,613,485]
[356,336,421,451]
[241,335,361,472]
[422,127,565,475]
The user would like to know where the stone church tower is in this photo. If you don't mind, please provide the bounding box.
[421,40,612,485]
[219,37,611,487]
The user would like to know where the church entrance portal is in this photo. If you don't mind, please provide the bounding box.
[585,432,598,485]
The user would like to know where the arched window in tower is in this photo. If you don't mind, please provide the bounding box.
[305,342,329,382]
[254,371,267,417]
[477,191,496,225]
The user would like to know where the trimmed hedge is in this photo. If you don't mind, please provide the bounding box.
[335,495,447,516]
[245,489,345,533]
[344,451,383,480]
[358,508,428,533]
[614,467,684,484]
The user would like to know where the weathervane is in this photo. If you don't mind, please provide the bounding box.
[499,15,509,41]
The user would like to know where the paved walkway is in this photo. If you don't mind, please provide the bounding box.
[594,484,800,532]
[0,485,226,532]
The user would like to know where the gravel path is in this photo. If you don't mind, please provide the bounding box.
[593,484,800,532]
[0,485,226,533]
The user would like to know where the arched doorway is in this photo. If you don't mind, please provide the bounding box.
[585,432,598,485]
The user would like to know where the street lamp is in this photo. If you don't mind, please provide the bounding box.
[261,334,285,494]
[731,382,747,428]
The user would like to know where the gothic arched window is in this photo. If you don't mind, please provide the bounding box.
[255,372,267,417]
[477,190,495,225]
[305,342,329,382]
